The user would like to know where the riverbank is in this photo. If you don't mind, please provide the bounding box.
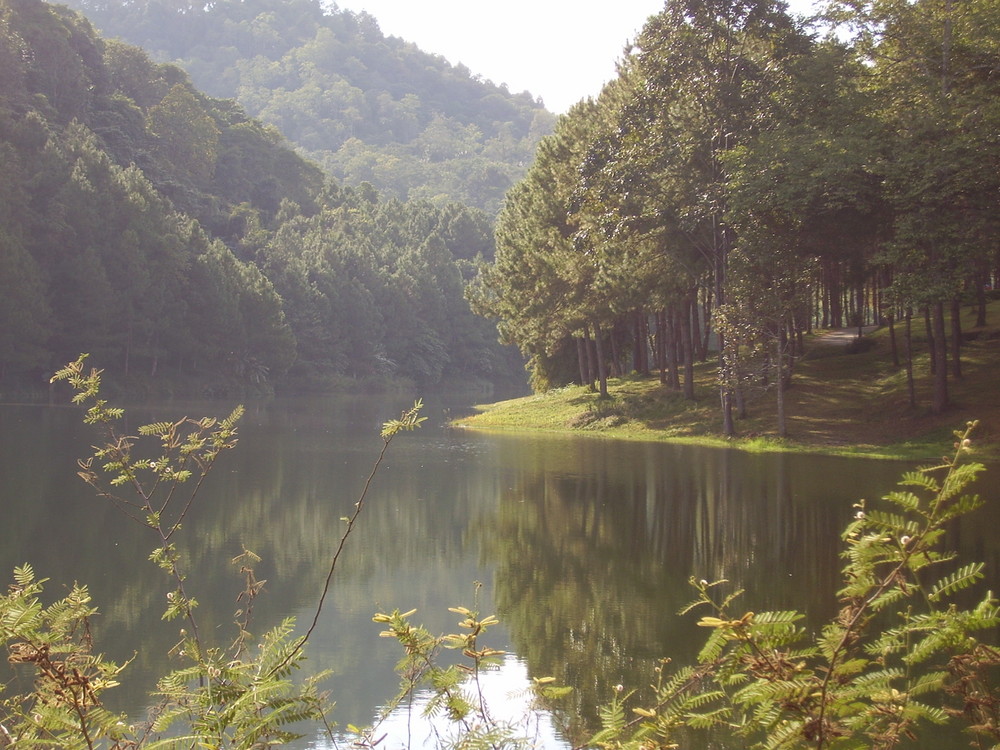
[455,310,1000,461]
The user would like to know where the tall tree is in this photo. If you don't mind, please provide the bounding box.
[612,0,809,431]
[469,101,604,392]
[837,0,1000,413]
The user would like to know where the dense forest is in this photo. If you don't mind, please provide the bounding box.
[0,0,518,396]
[59,0,557,214]
[470,0,1000,435]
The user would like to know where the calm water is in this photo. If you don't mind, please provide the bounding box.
[1,394,997,748]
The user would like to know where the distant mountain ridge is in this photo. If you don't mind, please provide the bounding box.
[62,0,557,213]
[0,0,522,395]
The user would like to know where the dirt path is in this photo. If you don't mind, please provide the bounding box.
[810,325,880,348]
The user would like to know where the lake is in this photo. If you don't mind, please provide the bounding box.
[1,393,997,748]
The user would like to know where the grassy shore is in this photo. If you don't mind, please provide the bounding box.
[455,303,1000,461]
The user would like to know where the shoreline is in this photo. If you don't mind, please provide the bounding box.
[452,326,1000,462]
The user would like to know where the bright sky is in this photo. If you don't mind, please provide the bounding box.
[334,0,821,114]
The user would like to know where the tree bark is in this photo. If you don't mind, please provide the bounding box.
[584,326,597,391]
[682,295,695,400]
[576,336,589,387]
[633,311,649,376]
[691,293,704,363]
[887,313,899,368]
[722,388,736,434]
[775,337,786,438]
[609,324,623,378]
[827,262,842,328]
[656,310,667,385]
[949,297,962,379]
[975,266,988,327]
[700,285,713,361]
[931,300,949,413]
[665,305,680,390]
[924,306,936,375]
[904,308,916,408]
[593,320,609,398]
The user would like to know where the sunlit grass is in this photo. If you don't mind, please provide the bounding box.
[456,302,1000,460]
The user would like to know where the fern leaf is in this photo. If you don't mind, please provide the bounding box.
[929,563,985,602]
[907,670,948,697]
[698,627,730,663]
[882,489,922,511]
[896,470,940,492]
[138,421,175,436]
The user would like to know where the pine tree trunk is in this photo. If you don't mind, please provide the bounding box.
[701,286,713,361]
[633,311,648,376]
[609,325,623,378]
[584,326,597,391]
[950,297,962,379]
[828,263,842,328]
[975,267,988,327]
[888,313,899,368]
[682,296,695,400]
[776,337,786,438]
[931,301,949,413]
[665,305,679,390]
[593,320,609,398]
[924,306,936,375]
[904,308,916,408]
[576,336,589,387]
[656,310,667,384]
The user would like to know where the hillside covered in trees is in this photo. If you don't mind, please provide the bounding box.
[59,0,557,215]
[0,0,517,396]
[470,0,1000,437]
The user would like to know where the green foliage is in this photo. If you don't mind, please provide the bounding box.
[364,599,572,749]
[21,355,335,748]
[0,0,520,396]
[590,421,1000,749]
[0,565,131,749]
[6,359,999,750]
[144,618,331,750]
[6,360,564,748]
[60,0,555,214]
[468,0,999,436]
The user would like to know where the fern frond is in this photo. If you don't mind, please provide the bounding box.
[13,564,37,587]
[869,585,909,612]
[937,463,985,505]
[678,596,709,615]
[733,678,815,706]
[698,627,730,663]
[882,489,922,511]
[865,510,920,537]
[929,563,985,602]
[907,670,948,697]
[138,421,175,436]
[900,699,949,724]
[935,493,985,523]
[684,706,729,729]
[896,470,940,492]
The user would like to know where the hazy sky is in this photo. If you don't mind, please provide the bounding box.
[334,0,820,114]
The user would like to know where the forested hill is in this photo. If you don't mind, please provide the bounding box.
[471,0,999,435]
[59,0,557,214]
[0,0,518,396]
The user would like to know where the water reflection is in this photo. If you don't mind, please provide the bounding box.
[1,397,996,749]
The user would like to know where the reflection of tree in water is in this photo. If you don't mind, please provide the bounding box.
[476,438,909,742]
[1,396,489,726]
[9,401,995,744]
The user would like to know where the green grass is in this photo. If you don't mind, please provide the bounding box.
[455,304,1000,461]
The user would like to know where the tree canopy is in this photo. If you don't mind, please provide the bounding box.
[0,0,516,395]
[59,0,557,215]
[471,0,1000,433]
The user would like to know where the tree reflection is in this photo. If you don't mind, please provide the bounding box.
[475,436,918,741]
